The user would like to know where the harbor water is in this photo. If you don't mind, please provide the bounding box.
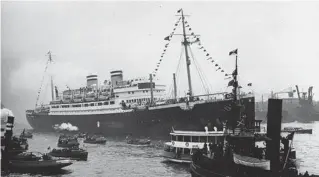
[3,121,319,177]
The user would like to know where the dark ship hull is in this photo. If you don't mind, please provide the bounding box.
[26,97,255,138]
[255,109,319,123]
[255,100,319,123]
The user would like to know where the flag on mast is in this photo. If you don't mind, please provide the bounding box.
[229,48,238,56]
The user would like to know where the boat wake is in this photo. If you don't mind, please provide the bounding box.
[53,122,79,131]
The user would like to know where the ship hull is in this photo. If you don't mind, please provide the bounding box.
[255,110,319,123]
[26,97,255,138]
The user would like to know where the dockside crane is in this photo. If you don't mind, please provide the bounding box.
[271,87,296,99]
[295,85,314,106]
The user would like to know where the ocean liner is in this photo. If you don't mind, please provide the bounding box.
[255,86,319,123]
[26,9,255,137]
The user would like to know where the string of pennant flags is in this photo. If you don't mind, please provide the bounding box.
[151,17,182,78]
[183,21,229,77]
[152,9,253,89]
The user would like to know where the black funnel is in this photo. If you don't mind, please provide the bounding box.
[266,99,282,174]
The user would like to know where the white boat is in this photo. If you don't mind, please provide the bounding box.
[162,127,231,163]
[233,153,270,170]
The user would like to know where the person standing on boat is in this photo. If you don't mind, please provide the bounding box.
[209,143,213,157]
[203,142,208,155]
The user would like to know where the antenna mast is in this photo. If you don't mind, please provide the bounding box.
[180,9,193,98]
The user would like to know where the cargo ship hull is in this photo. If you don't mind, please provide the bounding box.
[26,97,255,138]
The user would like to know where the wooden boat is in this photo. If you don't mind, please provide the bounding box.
[126,135,151,146]
[282,127,312,134]
[9,152,73,172]
[57,135,79,148]
[233,153,270,170]
[127,138,151,146]
[84,135,106,144]
[48,147,88,161]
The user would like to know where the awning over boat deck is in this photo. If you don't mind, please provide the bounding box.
[171,130,229,137]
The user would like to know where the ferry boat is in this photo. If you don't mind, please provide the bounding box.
[163,127,231,163]
[25,9,255,137]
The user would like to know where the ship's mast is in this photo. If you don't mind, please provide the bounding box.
[48,51,55,101]
[233,54,238,103]
[51,76,54,101]
[173,73,177,102]
[149,73,154,105]
[181,9,193,98]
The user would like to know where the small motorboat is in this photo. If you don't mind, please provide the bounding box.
[83,135,106,144]
[7,136,29,156]
[126,135,151,146]
[20,129,33,139]
[57,135,79,148]
[9,152,73,172]
[282,127,312,134]
[75,132,87,138]
[48,147,88,161]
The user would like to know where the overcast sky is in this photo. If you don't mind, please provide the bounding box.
[1,1,319,124]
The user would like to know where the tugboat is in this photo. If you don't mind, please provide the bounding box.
[9,152,73,173]
[126,135,151,146]
[48,147,88,161]
[162,127,230,163]
[1,108,74,173]
[189,48,304,177]
[83,135,107,144]
[57,135,79,148]
[6,136,29,156]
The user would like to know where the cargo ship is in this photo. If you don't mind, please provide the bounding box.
[25,9,255,137]
[255,86,319,123]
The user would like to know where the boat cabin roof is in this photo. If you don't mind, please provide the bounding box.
[170,130,228,137]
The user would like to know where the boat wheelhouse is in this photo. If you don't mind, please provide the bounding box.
[163,129,232,163]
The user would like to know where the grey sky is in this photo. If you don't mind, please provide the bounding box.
[1,1,319,124]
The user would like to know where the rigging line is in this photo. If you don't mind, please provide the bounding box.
[192,53,210,95]
[35,59,50,107]
[193,52,213,94]
[153,18,182,77]
[189,46,210,95]
[175,46,185,98]
[189,47,208,95]
[40,78,50,105]
[166,45,184,99]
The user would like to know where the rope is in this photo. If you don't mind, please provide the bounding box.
[35,59,51,107]
[40,79,50,105]
[174,46,185,98]
[189,46,210,95]
[165,46,184,99]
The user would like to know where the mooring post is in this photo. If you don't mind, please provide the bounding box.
[265,99,282,175]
